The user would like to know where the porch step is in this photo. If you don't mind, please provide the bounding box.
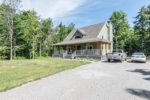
[101,55,108,61]
[64,55,73,59]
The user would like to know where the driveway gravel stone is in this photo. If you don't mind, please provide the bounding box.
[0,61,150,100]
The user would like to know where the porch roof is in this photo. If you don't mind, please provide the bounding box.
[54,38,111,46]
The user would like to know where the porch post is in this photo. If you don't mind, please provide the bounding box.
[105,43,108,54]
[57,46,60,57]
[109,43,112,53]
[97,42,99,55]
[100,43,103,56]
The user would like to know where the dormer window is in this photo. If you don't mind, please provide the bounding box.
[75,35,82,39]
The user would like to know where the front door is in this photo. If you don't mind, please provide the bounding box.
[76,45,81,55]
[67,47,72,54]
[77,45,81,50]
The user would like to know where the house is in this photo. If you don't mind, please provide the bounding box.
[53,22,113,59]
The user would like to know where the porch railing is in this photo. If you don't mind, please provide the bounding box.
[53,49,111,58]
[75,49,100,56]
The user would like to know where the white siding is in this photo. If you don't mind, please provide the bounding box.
[97,22,113,42]
[108,23,113,42]
[97,22,113,52]
[108,23,113,50]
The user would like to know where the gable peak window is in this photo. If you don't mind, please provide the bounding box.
[75,35,82,39]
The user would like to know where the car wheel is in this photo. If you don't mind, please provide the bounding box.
[120,59,123,62]
[108,59,111,62]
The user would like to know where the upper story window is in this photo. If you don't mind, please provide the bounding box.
[75,35,82,39]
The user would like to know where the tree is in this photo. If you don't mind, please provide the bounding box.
[0,2,75,59]
[134,5,150,55]
[2,0,21,60]
[0,5,9,59]
[109,11,130,50]
[56,22,75,42]
[38,18,53,56]
[16,11,39,59]
[124,29,139,55]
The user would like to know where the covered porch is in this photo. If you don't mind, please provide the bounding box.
[53,42,112,59]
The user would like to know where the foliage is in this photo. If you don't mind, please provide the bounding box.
[124,29,140,55]
[13,56,26,60]
[109,6,150,56]
[15,11,39,59]
[134,5,150,55]
[2,0,21,60]
[38,18,53,56]
[109,11,130,50]
[0,3,74,59]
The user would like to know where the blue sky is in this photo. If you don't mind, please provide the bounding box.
[0,0,150,28]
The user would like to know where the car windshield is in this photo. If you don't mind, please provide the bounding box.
[133,53,144,55]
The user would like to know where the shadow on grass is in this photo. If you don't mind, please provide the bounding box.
[126,88,150,100]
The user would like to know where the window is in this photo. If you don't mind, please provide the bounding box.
[87,45,93,50]
[75,35,82,39]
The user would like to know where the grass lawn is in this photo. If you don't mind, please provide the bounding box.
[0,57,88,92]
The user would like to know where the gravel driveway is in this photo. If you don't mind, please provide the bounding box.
[0,61,150,100]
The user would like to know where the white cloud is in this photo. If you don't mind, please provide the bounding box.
[0,0,2,4]
[21,0,85,19]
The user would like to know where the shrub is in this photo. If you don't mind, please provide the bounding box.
[14,56,26,60]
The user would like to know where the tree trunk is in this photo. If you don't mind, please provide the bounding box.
[10,33,13,60]
[13,37,16,59]
[39,42,42,57]
[13,49,16,58]
[115,37,118,50]
[32,41,35,59]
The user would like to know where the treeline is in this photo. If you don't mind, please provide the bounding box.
[0,1,149,60]
[0,4,74,60]
[109,5,150,55]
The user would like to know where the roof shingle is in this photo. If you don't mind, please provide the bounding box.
[55,22,108,46]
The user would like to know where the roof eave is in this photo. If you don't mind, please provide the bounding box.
[54,39,111,46]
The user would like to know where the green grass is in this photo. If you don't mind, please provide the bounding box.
[0,58,88,92]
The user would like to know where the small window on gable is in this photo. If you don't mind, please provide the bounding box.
[75,35,82,39]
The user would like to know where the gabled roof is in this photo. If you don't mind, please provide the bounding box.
[64,22,105,41]
[79,22,105,39]
[55,22,109,46]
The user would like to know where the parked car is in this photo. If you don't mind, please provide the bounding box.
[131,52,146,63]
[107,49,127,62]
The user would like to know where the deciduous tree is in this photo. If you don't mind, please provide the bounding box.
[2,0,21,60]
